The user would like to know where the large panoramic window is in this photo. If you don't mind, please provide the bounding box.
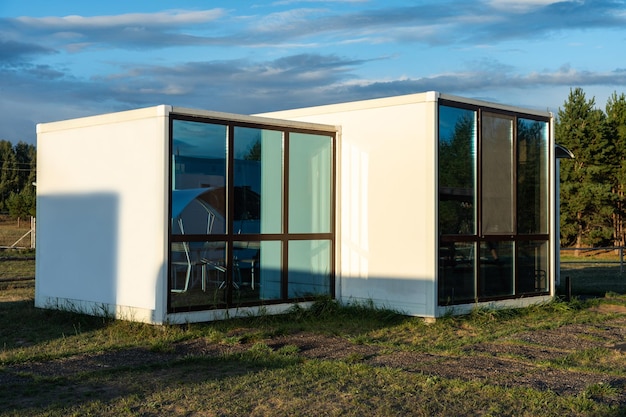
[169,117,335,312]
[438,102,550,305]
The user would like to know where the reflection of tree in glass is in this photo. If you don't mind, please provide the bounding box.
[517,119,546,234]
[439,113,475,235]
[245,139,261,161]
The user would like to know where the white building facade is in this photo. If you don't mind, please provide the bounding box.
[36,92,555,323]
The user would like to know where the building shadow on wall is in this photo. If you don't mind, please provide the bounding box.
[36,193,119,316]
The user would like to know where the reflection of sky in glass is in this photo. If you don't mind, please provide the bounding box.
[172,120,227,158]
[439,105,475,143]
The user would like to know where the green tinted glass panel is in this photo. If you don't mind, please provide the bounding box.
[289,133,332,233]
[233,127,283,234]
[288,240,331,298]
[258,241,282,300]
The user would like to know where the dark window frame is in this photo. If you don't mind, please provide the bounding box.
[167,114,336,313]
[438,99,551,305]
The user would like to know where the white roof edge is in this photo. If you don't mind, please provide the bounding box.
[172,106,338,132]
[256,91,438,118]
[37,105,174,134]
[438,93,552,118]
[36,104,337,135]
[258,91,551,119]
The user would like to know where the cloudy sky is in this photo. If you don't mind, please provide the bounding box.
[1,0,626,145]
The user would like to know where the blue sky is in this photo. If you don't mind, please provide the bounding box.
[1,0,625,144]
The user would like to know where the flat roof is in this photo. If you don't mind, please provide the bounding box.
[37,105,338,135]
[257,91,552,119]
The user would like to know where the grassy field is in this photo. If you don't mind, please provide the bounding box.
[2,252,626,416]
[560,249,626,296]
[0,215,33,249]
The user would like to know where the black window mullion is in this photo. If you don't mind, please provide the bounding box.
[476,110,483,298]
[330,131,337,298]
[512,117,518,236]
[282,131,290,300]
[226,123,235,304]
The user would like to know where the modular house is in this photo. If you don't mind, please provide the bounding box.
[36,92,557,324]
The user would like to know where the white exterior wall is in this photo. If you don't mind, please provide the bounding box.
[260,92,439,317]
[35,93,555,324]
[262,91,556,318]
[36,106,171,323]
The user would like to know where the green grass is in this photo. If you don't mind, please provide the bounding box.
[2,282,626,416]
[2,254,626,415]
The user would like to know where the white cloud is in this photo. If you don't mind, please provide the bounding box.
[485,0,561,13]
[15,9,226,29]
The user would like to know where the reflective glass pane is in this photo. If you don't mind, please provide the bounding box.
[517,119,549,234]
[481,112,514,234]
[233,128,283,234]
[170,241,227,309]
[478,241,514,298]
[438,241,476,304]
[289,133,332,233]
[259,241,282,300]
[172,120,227,235]
[517,240,549,293]
[438,106,477,235]
[231,240,282,302]
[288,240,331,298]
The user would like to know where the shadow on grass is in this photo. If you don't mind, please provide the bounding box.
[0,353,295,414]
[0,298,112,352]
[558,265,626,298]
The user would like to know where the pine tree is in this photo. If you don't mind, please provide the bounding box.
[556,88,615,251]
[0,140,18,211]
[0,140,36,217]
[606,92,626,247]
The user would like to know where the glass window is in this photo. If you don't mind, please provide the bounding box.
[231,240,282,303]
[170,241,228,308]
[438,241,476,304]
[517,240,549,293]
[289,133,332,234]
[169,117,335,313]
[517,119,549,234]
[288,240,331,298]
[257,241,283,300]
[172,121,227,235]
[438,102,551,306]
[438,106,477,235]
[234,127,283,234]
[481,112,515,234]
[478,241,514,298]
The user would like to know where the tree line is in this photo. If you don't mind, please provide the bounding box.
[0,140,36,219]
[0,88,622,245]
[557,88,626,249]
